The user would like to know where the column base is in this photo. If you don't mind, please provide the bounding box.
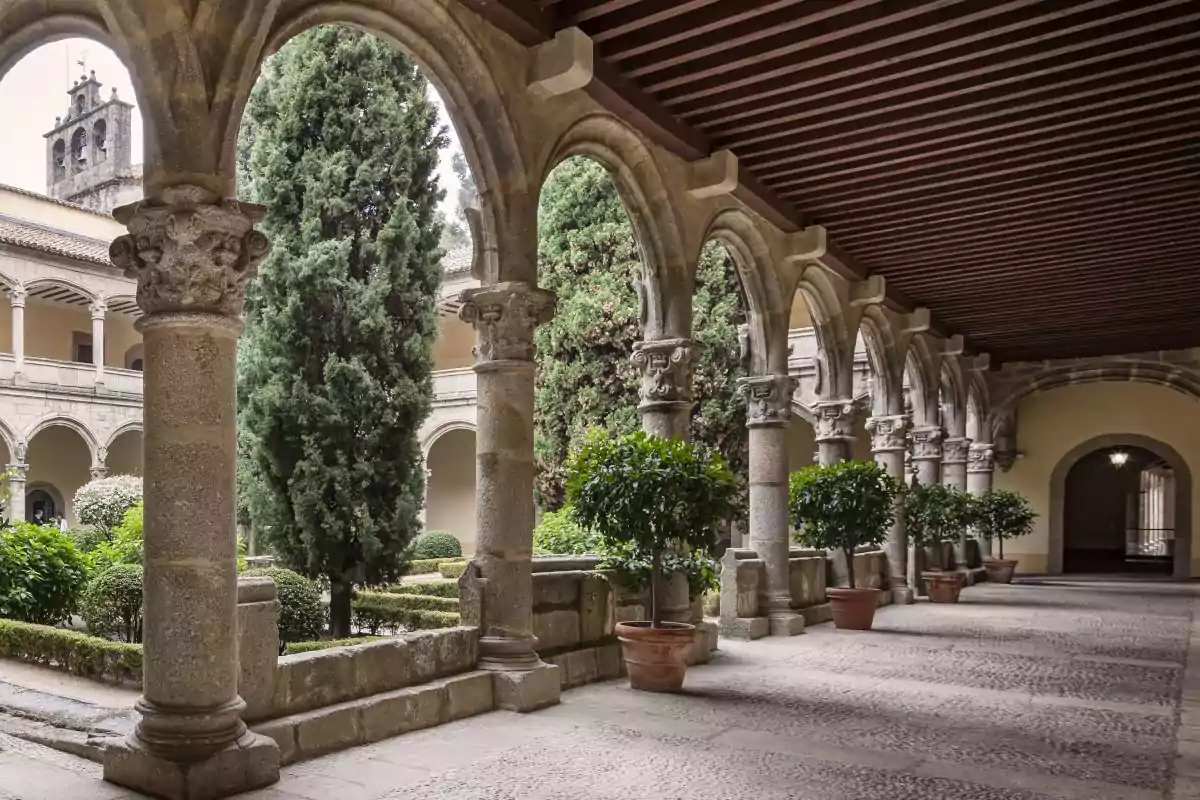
[768,611,805,636]
[478,635,541,671]
[104,730,279,800]
[492,662,561,712]
[891,586,915,605]
[720,616,768,640]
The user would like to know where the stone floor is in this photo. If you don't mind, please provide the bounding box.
[1,577,1197,800]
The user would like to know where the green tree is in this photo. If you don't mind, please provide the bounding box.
[237,25,446,636]
[533,158,748,517]
[438,150,478,252]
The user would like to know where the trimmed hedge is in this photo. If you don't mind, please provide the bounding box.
[369,593,457,612]
[283,636,383,655]
[439,561,467,579]
[408,558,445,575]
[352,591,460,635]
[378,580,457,598]
[0,619,142,685]
[243,567,325,642]
[411,531,463,560]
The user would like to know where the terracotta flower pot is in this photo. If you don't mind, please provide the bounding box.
[615,621,696,692]
[826,587,881,630]
[983,557,1018,584]
[922,570,966,603]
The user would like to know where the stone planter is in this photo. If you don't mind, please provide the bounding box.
[826,587,880,630]
[983,557,1019,584]
[922,570,966,603]
[615,621,696,692]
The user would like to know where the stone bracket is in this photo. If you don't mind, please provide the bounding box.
[528,27,594,96]
[687,150,739,199]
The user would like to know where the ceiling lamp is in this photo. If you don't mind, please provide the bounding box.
[1109,451,1129,467]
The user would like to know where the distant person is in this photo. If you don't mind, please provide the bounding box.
[58,515,69,531]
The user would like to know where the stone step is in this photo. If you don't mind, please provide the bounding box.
[251,670,495,765]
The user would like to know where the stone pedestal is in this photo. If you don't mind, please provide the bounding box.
[458,282,561,712]
[942,436,971,568]
[868,414,913,604]
[968,442,995,559]
[741,374,803,635]
[103,185,279,799]
[814,398,855,466]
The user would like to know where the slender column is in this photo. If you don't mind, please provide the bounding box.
[458,281,561,709]
[7,460,26,523]
[813,399,856,465]
[968,442,995,557]
[867,414,912,604]
[942,436,971,568]
[741,374,803,636]
[11,287,25,376]
[90,300,107,384]
[910,426,943,487]
[632,337,697,440]
[103,185,280,799]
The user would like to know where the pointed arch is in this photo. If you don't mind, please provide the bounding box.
[939,357,968,437]
[858,306,902,416]
[905,334,941,427]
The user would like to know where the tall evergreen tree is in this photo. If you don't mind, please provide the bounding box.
[534,158,748,518]
[238,25,447,636]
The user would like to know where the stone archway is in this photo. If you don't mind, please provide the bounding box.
[1050,433,1192,579]
[424,425,477,556]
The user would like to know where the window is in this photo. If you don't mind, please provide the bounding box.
[93,120,107,162]
[51,139,66,181]
[70,128,87,172]
[130,359,143,372]
[72,332,94,365]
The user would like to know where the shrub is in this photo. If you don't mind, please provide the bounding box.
[66,526,107,554]
[408,558,445,575]
[243,567,325,642]
[0,619,142,685]
[89,503,144,574]
[0,523,90,625]
[905,481,975,549]
[439,561,468,579]
[352,590,460,634]
[533,507,600,555]
[411,531,463,560]
[81,564,144,643]
[973,489,1037,559]
[377,580,457,598]
[284,636,383,655]
[73,475,142,536]
[789,460,899,589]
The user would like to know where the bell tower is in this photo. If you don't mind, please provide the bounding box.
[43,70,141,215]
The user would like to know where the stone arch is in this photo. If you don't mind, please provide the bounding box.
[541,114,690,340]
[105,420,143,451]
[966,375,990,442]
[904,335,941,427]
[24,415,99,465]
[1049,433,1192,579]
[422,420,477,461]
[105,421,143,476]
[0,13,115,86]
[940,358,968,437]
[423,423,477,555]
[0,417,18,464]
[23,277,98,306]
[790,265,853,399]
[858,306,901,416]
[92,118,107,162]
[51,138,66,181]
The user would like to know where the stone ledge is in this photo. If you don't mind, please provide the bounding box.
[719,616,769,640]
[544,643,623,689]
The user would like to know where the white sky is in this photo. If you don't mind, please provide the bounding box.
[0,38,464,218]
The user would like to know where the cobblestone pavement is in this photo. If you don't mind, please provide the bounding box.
[1,578,1196,799]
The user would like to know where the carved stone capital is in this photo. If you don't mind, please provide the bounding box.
[942,436,971,465]
[632,337,698,408]
[7,463,27,482]
[968,442,995,474]
[457,282,555,366]
[994,449,1017,472]
[910,426,944,461]
[739,374,796,427]
[866,414,909,453]
[90,465,108,481]
[89,299,107,320]
[9,286,26,308]
[813,399,856,442]
[109,185,270,319]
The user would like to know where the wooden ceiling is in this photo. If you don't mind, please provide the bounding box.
[469,0,1200,363]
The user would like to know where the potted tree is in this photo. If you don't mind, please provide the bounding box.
[566,430,735,692]
[905,482,973,603]
[974,489,1036,583]
[788,460,898,630]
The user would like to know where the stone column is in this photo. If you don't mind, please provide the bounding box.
[867,414,912,604]
[968,442,995,557]
[942,436,971,569]
[632,337,697,440]
[11,287,25,376]
[740,374,803,636]
[458,281,561,711]
[103,185,280,800]
[7,461,26,523]
[90,299,106,385]
[910,426,943,488]
[813,399,856,465]
[90,453,108,481]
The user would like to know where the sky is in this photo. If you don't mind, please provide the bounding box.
[0,38,465,219]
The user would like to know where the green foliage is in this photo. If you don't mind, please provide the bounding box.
[283,636,384,655]
[73,475,142,536]
[89,503,144,574]
[377,580,457,598]
[566,430,735,625]
[238,25,446,635]
[533,158,747,517]
[411,531,462,560]
[244,567,326,643]
[973,489,1037,558]
[905,481,975,549]
[66,526,107,554]
[599,546,719,600]
[81,564,143,643]
[0,619,142,685]
[352,590,460,634]
[0,523,89,625]
[533,506,600,555]
[438,561,467,579]
[407,558,449,575]
[788,461,899,588]
[363,592,456,613]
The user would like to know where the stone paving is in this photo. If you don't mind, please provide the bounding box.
[0,578,1196,799]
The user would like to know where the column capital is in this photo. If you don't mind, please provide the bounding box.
[109,184,270,319]
[458,281,554,367]
[739,373,796,427]
[994,449,1017,472]
[7,463,27,481]
[910,425,944,461]
[10,286,26,308]
[89,299,108,320]
[942,436,971,465]
[813,399,856,443]
[90,464,108,481]
[632,337,698,411]
[866,414,909,453]
[968,442,995,474]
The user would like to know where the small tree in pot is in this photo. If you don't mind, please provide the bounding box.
[905,482,973,602]
[789,461,898,630]
[566,430,735,692]
[974,489,1036,584]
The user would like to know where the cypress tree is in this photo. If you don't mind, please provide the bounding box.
[237,25,446,636]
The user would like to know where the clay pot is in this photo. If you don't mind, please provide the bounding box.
[615,621,696,692]
[983,557,1018,584]
[826,587,881,630]
[922,570,966,603]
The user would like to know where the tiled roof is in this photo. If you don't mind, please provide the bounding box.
[0,214,111,265]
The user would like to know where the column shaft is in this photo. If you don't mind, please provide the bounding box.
[91,302,106,384]
[868,415,912,603]
[11,288,25,375]
[8,464,25,523]
[968,442,995,558]
[942,436,971,568]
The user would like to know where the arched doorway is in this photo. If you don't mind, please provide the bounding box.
[424,426,477,556]
[24,419,96,526]
[105,426,143,476]
[1051,434,1191,578]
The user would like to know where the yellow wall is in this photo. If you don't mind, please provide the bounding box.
[105,314,141,369]
[0,301,11,352]
[425,428,476,555]
[26,426,92,525]
[106,430,143,476]
[0,187,126,241]
[25,301,91,362]
[995,381,1200,576]
[789,294,814,329]
[432,315,475,370]
[787,417,816,472]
